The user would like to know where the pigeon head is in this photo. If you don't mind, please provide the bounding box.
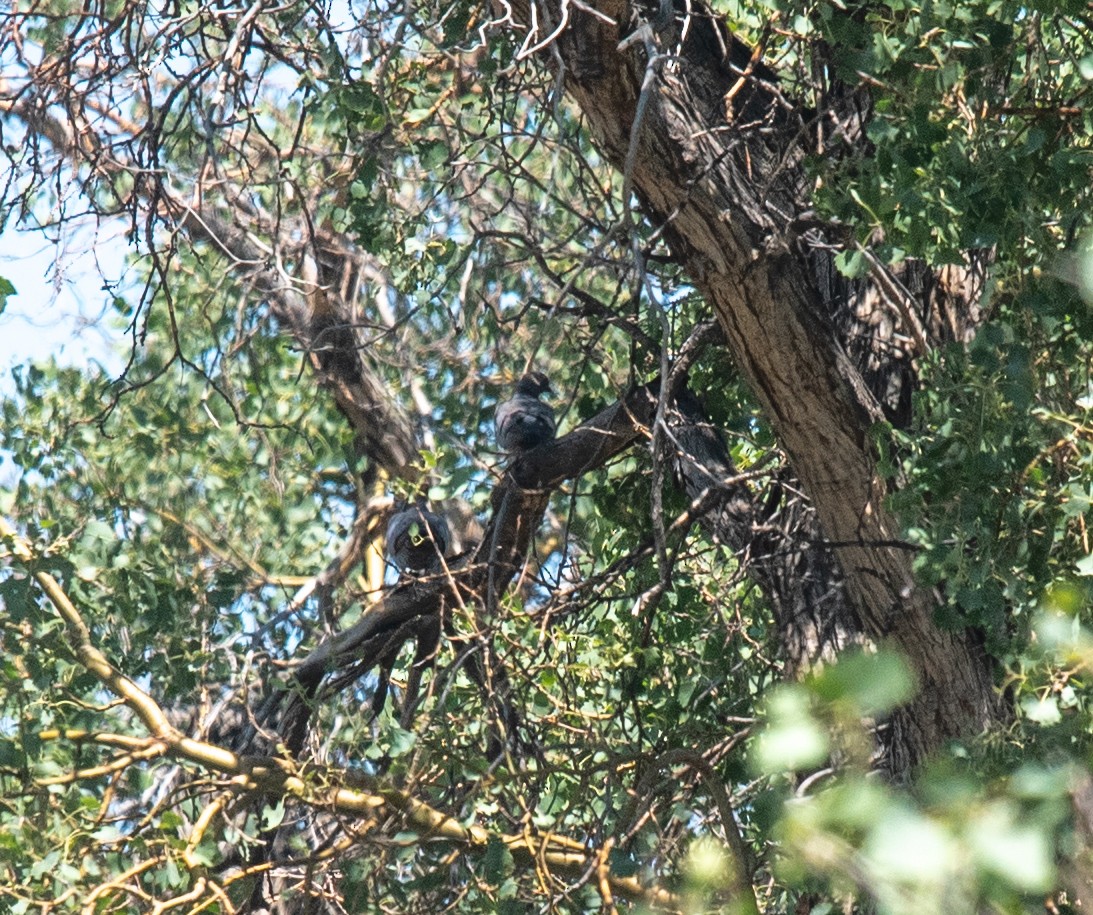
[514,371,553,398]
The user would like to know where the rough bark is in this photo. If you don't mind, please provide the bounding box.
[669,390,864,673]
[508,0,1003,768]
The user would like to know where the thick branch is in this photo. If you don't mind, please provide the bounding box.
[271,382,661,748]
[1,83,419,480]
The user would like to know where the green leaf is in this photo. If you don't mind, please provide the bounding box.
[809,650,916,716]
[0,276,14,313]
[753,687,830,773]
[864,807,955,884]
[834,249,870,279]
[261,801,285,830]
[482,835,512,884]
[969,805,1054,891]
[1022,696,1061,725]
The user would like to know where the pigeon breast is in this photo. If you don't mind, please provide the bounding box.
[495,373,556,453]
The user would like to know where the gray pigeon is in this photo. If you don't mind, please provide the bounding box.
[385,503,450,574]
[495,371,556,453]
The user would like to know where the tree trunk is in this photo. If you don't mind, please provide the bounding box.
[509,0,1003,769]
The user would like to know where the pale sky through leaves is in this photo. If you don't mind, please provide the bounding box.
[0,222,128,389]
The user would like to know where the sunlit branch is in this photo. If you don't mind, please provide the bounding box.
[1,514,683,911]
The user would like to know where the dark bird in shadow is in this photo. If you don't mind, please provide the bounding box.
[495,371,556,453]
[385,502,450,575]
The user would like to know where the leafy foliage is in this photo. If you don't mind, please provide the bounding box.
[1,0,1092,912]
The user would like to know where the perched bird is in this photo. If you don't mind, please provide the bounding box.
[385,503,450,574]
[495,371,556,453]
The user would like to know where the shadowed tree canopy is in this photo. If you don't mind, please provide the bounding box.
[1,0,1092,912]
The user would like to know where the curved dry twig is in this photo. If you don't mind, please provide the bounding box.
[1,514,685,912]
